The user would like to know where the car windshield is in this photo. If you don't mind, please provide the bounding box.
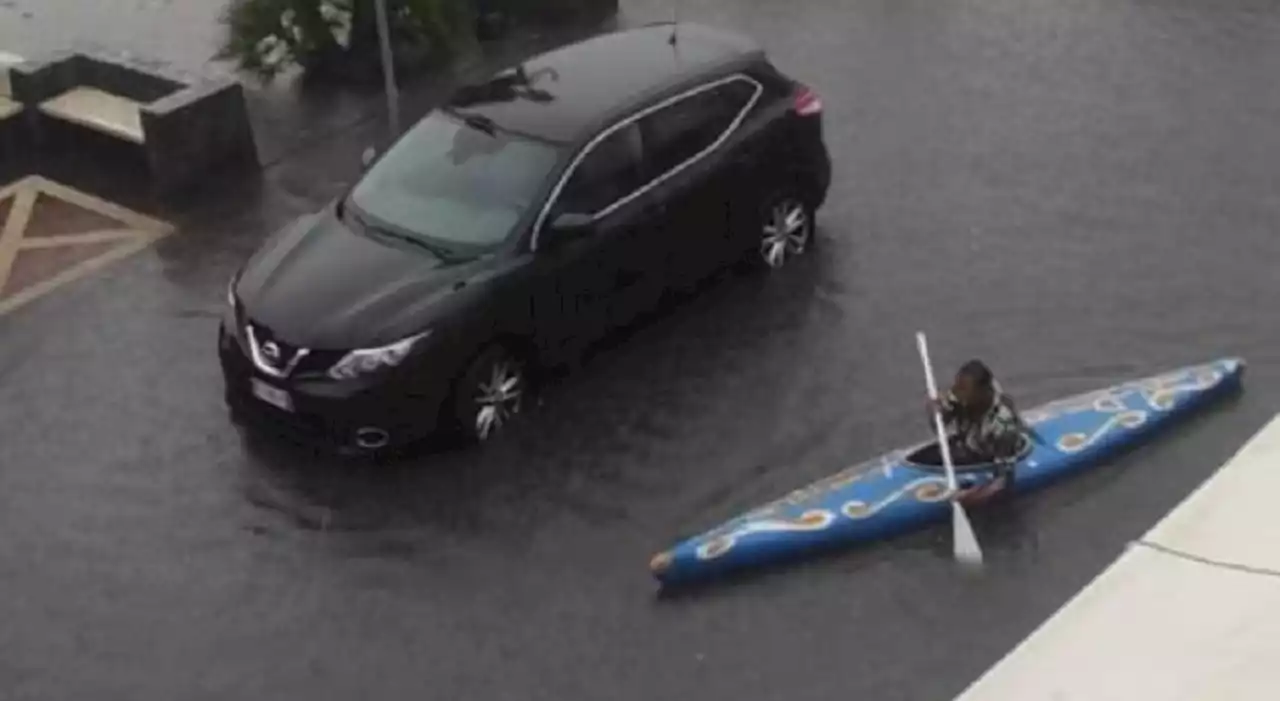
[347,110,561,251]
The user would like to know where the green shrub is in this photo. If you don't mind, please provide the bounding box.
[219,0,471,82]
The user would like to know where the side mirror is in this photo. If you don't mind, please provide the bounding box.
[542,212,594,249]
[361,147,377,169]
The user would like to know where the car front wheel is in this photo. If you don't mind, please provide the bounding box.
[451,344,526,444]
[755,192,814,270]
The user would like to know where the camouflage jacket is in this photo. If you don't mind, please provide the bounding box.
[935,388,1028,466]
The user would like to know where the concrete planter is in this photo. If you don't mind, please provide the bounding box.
[0,112,26,170]
[8,51,259,195]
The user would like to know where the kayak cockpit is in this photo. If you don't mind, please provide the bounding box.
[902,435,1035,474]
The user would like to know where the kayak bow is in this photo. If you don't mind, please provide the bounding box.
[649,357,1245,587]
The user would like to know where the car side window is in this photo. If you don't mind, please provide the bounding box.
[638,79,756,177]
[715,79,758,115]
[556,123,644,216]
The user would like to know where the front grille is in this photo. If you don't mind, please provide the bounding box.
[239,319,353,379]
[295,348,345,376]
[244,319,310,378]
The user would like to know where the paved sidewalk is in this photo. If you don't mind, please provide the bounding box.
[956,412,1280,700]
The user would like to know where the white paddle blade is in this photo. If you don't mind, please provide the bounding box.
[951,502,984,568]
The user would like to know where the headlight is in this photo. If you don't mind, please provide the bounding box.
[327,331,431,381]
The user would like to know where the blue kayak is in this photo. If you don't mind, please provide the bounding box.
[649,357,1246,587]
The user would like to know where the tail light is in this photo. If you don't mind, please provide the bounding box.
[793,85,823,116]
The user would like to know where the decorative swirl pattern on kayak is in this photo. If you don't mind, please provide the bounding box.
[1023,366,1224,425]
[1137,368,1222,411]
[840,476,951,519]
[649,549,674,574]
[694,477,957,562]
[1057,410,1148,452]
[688,454,906,556]
[695,509,837,561]
[727,455,896,527]
[1051,368,1224,451]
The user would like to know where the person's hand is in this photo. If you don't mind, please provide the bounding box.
[926,396,946,414]
[953,477,1007,506]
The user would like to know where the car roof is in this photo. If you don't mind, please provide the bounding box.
[446,22,766,144]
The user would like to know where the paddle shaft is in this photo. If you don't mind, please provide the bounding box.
[916,332,960,493]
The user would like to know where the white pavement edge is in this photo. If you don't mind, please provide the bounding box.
[0,50,23,98]
[954,413,1280,701]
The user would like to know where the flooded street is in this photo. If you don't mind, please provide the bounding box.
[0,0,230,75]
[2,0,1280,698]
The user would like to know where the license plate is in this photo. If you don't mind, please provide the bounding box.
[251,378,293,412]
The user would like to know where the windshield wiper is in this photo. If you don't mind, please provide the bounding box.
[343,199,468,262]
[341,198,370,231]
[371,223,461,261]
[458,111,498,136]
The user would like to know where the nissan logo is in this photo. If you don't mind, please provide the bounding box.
[262,341,281,361]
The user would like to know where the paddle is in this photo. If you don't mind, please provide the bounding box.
[915,331,984,569]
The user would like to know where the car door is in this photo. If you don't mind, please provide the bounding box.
[636,76,765,287]
[527,121,664,359]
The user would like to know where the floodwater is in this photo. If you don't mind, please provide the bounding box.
[2,0,1280,699]
[0,0,231,76]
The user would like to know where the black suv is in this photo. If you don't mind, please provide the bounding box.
[220,22,832,452]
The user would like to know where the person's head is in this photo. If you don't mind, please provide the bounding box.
[951,359,996,412]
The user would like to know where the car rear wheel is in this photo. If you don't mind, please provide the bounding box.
[452,344,526,444]
[754,192,814,270]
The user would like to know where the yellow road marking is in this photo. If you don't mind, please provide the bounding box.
[0,185,36,290]
[31,176,172,233]
[0,176,175,317]
[0,237,160,317]
[0,176,29,200]
[18,229,148,250]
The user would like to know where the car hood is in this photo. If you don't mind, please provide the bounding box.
[235,208,486,348]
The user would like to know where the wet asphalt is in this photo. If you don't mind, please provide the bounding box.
[3,0,1280,699]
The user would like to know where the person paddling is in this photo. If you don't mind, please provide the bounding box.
[926,359,1031,504]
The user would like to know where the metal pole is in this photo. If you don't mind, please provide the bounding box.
[374,0,401,136]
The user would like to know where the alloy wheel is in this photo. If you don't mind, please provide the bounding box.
[759,198,812,269]
[472,356,524,441]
